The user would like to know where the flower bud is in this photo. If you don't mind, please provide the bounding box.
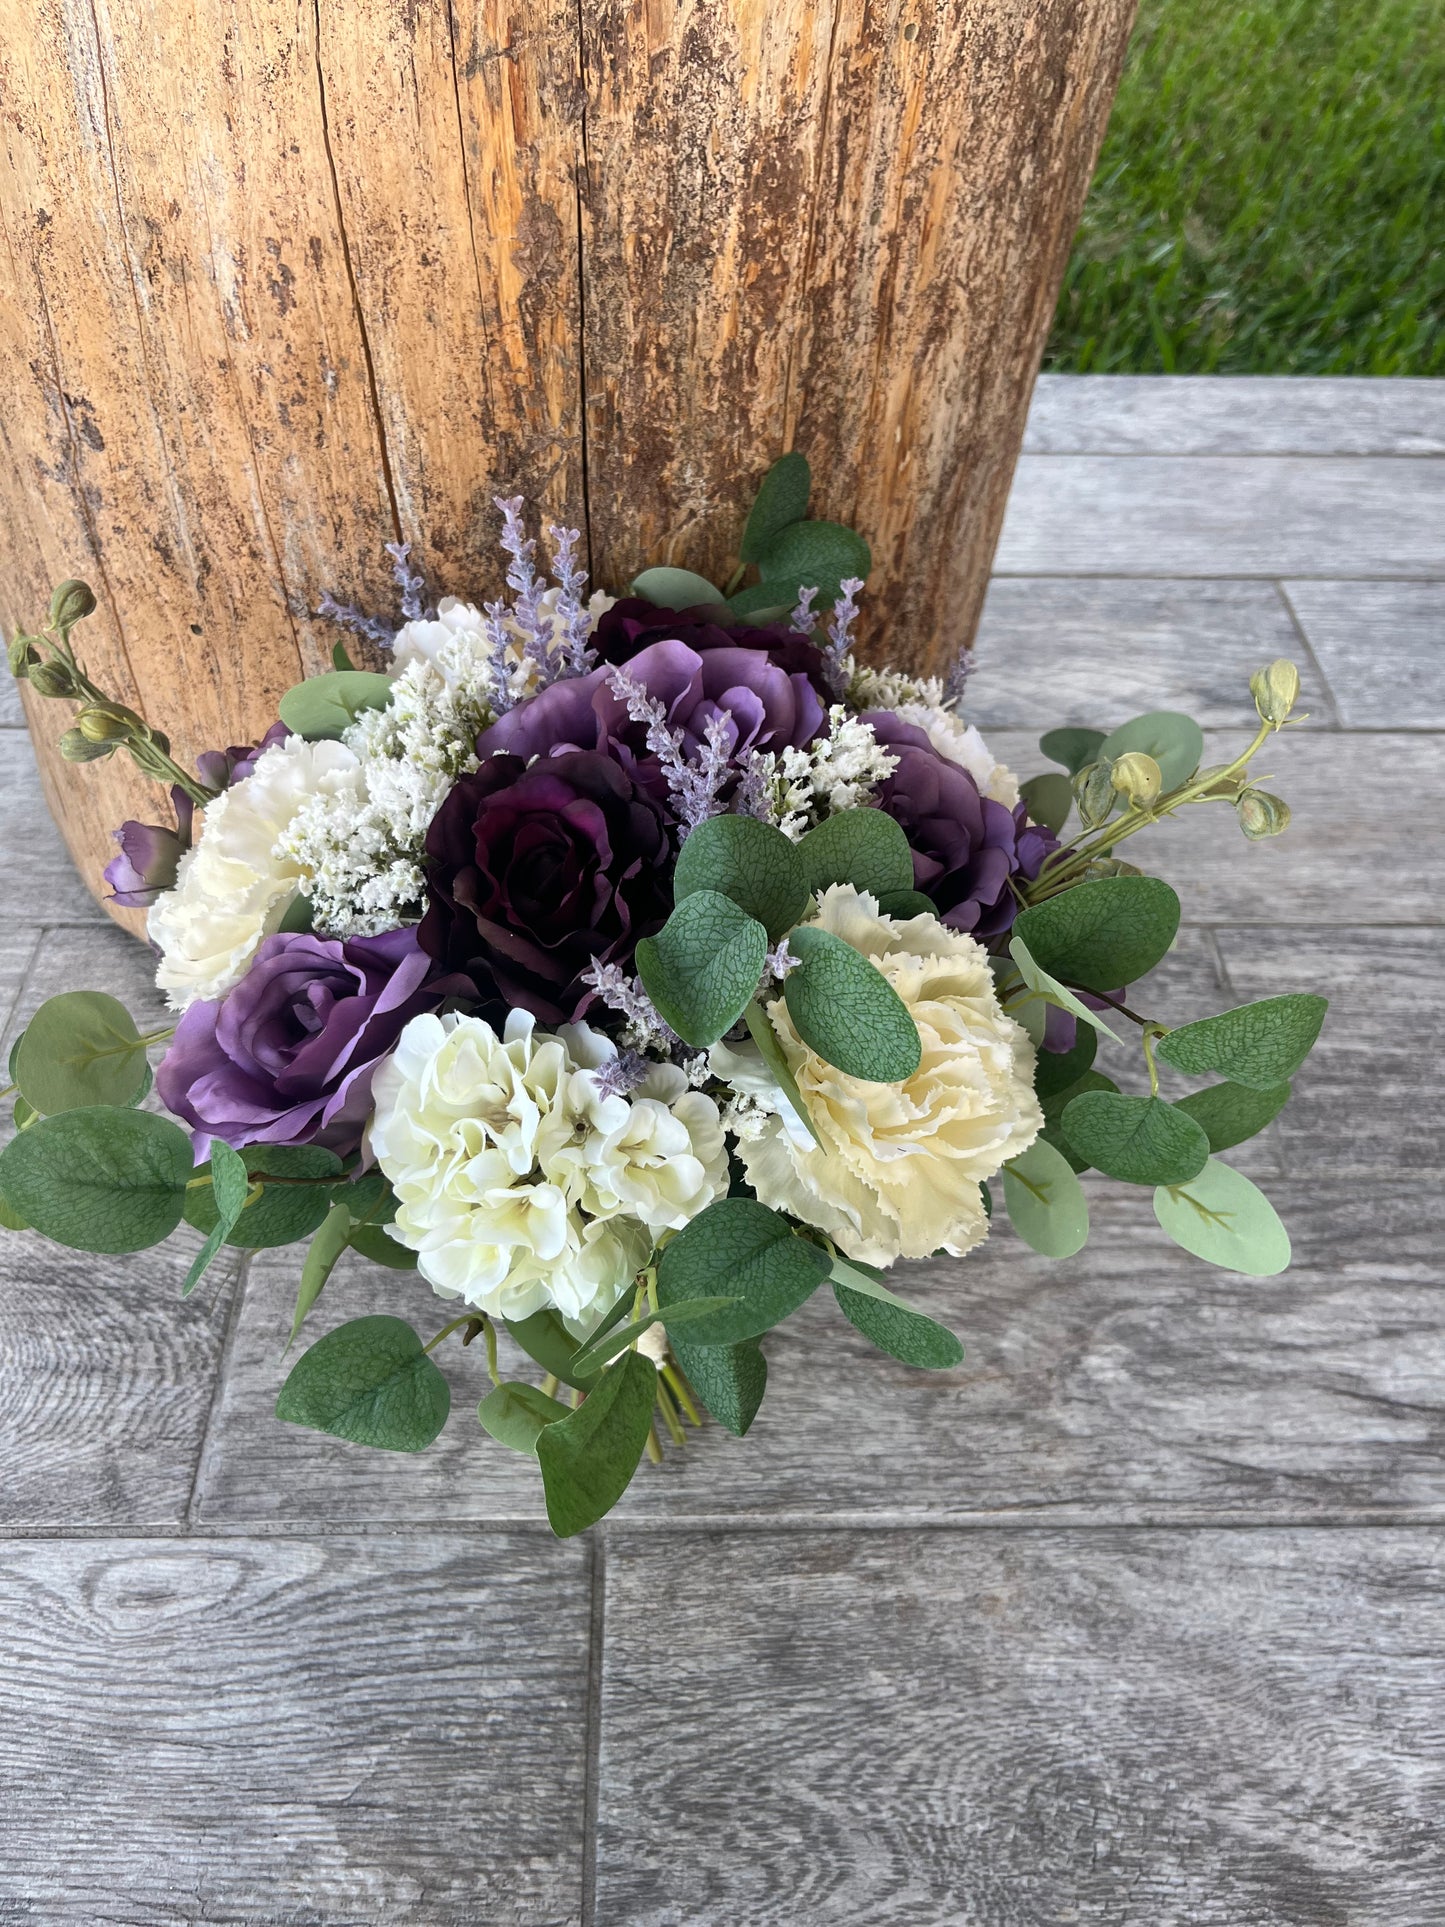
[1236,787,1291,840]
[1083,855,1143,881]
[58,726,116,763]
[7,632,39,678]
[1191,762,1243,800]
[1109,750,1163,809]
[25,658,77,699]
[1250,658,1301,726]
[48,578,97,632]
[1073,759,1116,828]
[76,705,132,743]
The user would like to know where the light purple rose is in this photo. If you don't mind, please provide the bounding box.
[156,927,474,1155]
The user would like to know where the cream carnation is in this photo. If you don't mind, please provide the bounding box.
[147,735,362,1010]
[368,1011,726,1326]
[720,885,1041,1265]
[891,701,1020,807]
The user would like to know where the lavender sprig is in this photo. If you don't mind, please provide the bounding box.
[591,1047,651,1100]
[942,644,974,712]
[605,666,734,830]
[495,495,559,683]
[315,593,398,649]
[581,959,682,1051]
[820,576,863,697]
[731,747,776,822]
[546,522,597,678]
[790,584,820,634]
[384,541,430,623]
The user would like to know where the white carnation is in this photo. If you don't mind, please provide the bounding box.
[721,885,1041,1266]
[369,1010,727,1327]
[892,701,1020,807]
[147,735,361,1010]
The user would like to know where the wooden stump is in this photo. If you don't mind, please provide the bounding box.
[0,0,1135,923]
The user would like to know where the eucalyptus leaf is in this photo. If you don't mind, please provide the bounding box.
[185,1143,343,1249]
[1019,771,1073,835]
[278,670,392,742]
[277,892,316,935]
[784,925,921,1083]
[739,451,811,563]
[504,1309,600,1392]
[629,566,725,609]
[726,580,809,621]
[286,1201,355,1348]
[15,991,147,1115]
[1039,727,1107,776]
[0,1107,193,1253]
[536,1351,658,1536]
[1013,876,1181,995]
[657,1196,831,1344]
[1041,1067,1119,1173]
[1175,1080,1291,1153]
[567,1297,740,1377]
[636,890,768,1048]
[757,519,870,591]
[667,1336,767,1436]
[877,889,937,919]
[1002,1138,1090,1258]
[276,1314,450,1452]
[478,1381,570,1455]
[183,1139,250,1298]
[743,1001,822,1145]
[1009,935,1123,1045]
[796,807,914,904]
[1098,710,1205,796]
[348,1222,418,1269]
[674,814,809,941]
[1061,1091,1210,1187]
[1153,1159,1291,1276]
[1034,1027,1098,1100]
[1156,995,1327,1090]
[830,1258,964,1369]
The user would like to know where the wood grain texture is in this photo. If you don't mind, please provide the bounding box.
[0,1534,589,1921]
[1024,374,1445,456]
[580,0,1138,674]
[2,0,1137,912]
[1282,580,1445,727]
[595,1528,1445,1925]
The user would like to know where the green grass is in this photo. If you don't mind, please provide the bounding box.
[1045,0,1445,374]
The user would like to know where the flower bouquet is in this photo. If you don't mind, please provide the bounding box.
[3,457,1325,1535]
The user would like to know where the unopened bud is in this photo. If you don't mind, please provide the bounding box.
[1237,787,1291,840]
[1250,658,1301,726]
[25,658,76,699]
[1109,750,1163,809]
[7,632,39,679]
[1083,855,1143,881]
[1073,759,1116,828]
[75,706,132,743]
[48,578,97,632]
[58,726,115,764]
[1192,762,1243,800]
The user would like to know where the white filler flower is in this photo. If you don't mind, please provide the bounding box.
[723,885,1041,1266]
[369,1011,727,1326]
[148,735,361,1010]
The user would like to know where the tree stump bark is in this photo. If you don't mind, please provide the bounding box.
[0,0,1135,925]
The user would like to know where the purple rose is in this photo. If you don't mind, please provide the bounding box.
[592,596,830,693]
[157,927,472,1155]
[865,711,1057,944]
[419,748,672,1024]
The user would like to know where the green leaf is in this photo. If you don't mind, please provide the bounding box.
[657,1197,831,1344]
[278,670,392,742]
[796,807,914,905]
[725,581,805,621]
[348,1222,418,1269]
[635,890,768,1048]
[182,1139,250,1297]
[277,892,316,935]
[0,1107,193,1253]
[1013,876,1181,994]
[184,1144,343,1249]
[784,925,921,1082]
[1175,1080,1292,1153]
[276,1314,450,1452]
[567,1298,740,1377]
[1019,771,1073,835]
[330,639,357,672]
[504,1309,600,1392]
[674,814,809,941]
[15,991,148,1115]
[1002,1138,1090,1258]
[667,1337,767,1436]
[536,1351,658,1536]
[1041,1067,1119,1172]
[1155,995,1327,1090]
[757,519,870,591]
[1153,1160,1291,1276]
[478,1381,570,1455]
[739,451,812,563]
[286,1201,355,1348]
[1098,711,1204,797]
[629,566,725,610]
[743,1002,822,1145]
[1039,727,1107,776]
[877,889,937,919]
[0,1187,27,1231]
[1034,1027,1098,1100]
[1061,1091,1210,1186]
[1009,934,1123,1045]
[830,1257,964,1369]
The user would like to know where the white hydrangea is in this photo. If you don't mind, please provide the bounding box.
[368,1010,728,1327]
[754,705,900,840]
[147,735,361,1010]
[891,701,1020,808]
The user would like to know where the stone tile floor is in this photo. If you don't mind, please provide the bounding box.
[0,375,1442,1924]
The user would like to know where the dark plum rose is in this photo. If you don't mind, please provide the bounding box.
[419,748,672,1024]
[157,926,472,1155]
[865,711,1057,944]
[591,595,829,693]
[104,721,291,909]
[476,637,826,801]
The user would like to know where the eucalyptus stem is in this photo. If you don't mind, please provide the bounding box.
[422,1314,477,1355]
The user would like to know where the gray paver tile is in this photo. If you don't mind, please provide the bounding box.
[1282,580,1445,726]
[1024,374,1445,455]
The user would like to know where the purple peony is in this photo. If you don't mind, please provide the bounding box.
[419,748,673,1024]
[865,711,1057,944]
[157,926,472,1155]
